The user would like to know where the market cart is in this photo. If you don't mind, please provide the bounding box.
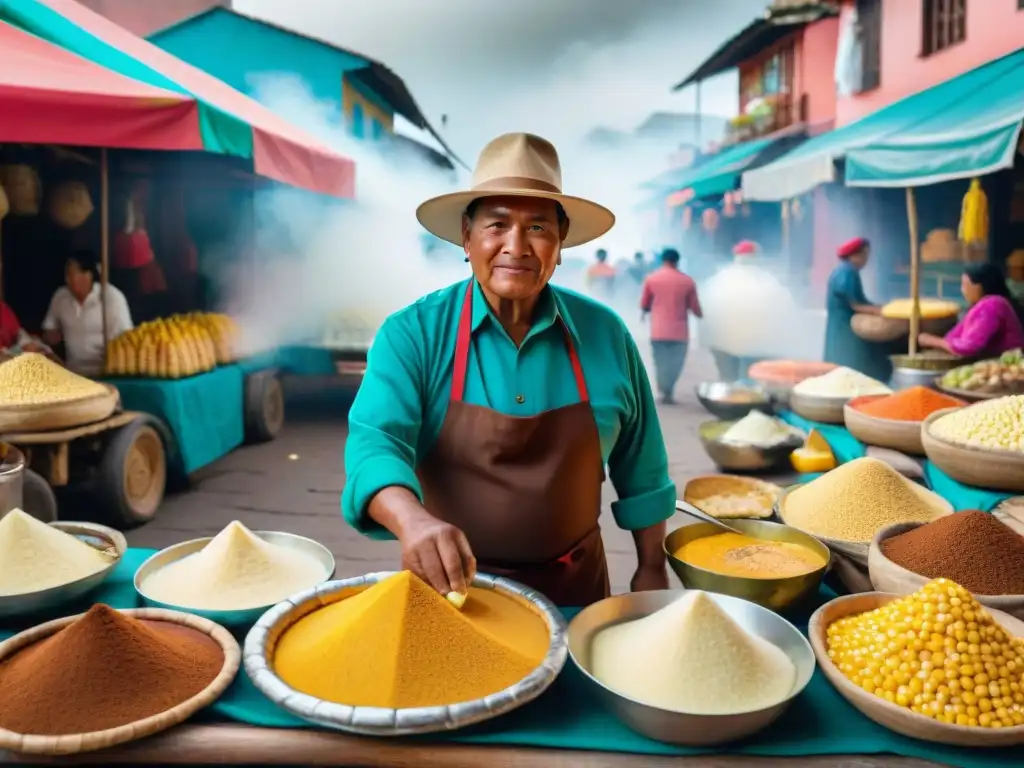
[0,410,167,526]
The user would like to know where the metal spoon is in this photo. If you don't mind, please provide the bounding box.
[675,499,746,535]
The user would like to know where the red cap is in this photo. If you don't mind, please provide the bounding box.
[733,240,759,256]
[837,237,869,259]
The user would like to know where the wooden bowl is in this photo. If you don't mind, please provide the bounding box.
[0,608,240,755]
[868,522,1024,621]
[934,381,1007,403]
[788,390,849,424]
[682,475,781,520]
[922,407,1024,492]
[809,592,1024,747]
[0,385,119,432]
[842,393,965,456]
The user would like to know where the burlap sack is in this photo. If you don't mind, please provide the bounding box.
[48,181,94,229]
[0,165,41,216]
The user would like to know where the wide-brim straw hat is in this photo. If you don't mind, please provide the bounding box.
[416,132,615,249]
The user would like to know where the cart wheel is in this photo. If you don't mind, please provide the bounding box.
[98,420,167,528]
[22,469,58,523]
[245,372,285,443]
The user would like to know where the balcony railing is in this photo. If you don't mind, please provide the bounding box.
[723,93,808,145]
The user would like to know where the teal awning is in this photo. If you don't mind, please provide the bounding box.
[743,47,1024,199]
[642,137,776,199]
[845,49,1024,187]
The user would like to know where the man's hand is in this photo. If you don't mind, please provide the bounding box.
[400,514,477,595]
[630,562,670,593]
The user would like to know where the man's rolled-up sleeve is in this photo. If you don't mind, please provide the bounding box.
[607,333,676,530]
[341,314,426,539]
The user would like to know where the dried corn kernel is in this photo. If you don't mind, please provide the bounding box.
[0,353,106,405]
[826,579,1024,728]
[446,591,467,610]
[929,396,1024,453]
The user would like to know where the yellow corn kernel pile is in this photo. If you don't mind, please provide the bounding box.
[929,395,1024,453]
[0,353,106,406]
[826,579,1024,728]
[881,298,960,320]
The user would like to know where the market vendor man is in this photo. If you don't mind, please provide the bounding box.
[823,237,892,382]
[342,132,675,607]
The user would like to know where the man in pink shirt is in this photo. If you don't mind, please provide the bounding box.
[640,249,702,404]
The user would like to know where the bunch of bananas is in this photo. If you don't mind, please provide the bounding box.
[104,313,240,380]
[958,178,989,245]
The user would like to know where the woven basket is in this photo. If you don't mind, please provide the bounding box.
[0,608,240,755]
[922,408,1024,492]
[682,474,780,519]
[868,522,1024,621]
[809,593,1024,747]
[48,181,94,229]
[0,385,118,433]
[851,314,905,343]
[0,165,41,216]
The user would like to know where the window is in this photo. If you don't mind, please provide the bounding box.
[922,0,966,56]
[857,0,882,92]
[351,103,365,139]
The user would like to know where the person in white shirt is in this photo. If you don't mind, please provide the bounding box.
[42,250,134,376]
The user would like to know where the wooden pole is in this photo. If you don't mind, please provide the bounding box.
[100,148,110,352]
[906,186,920,357]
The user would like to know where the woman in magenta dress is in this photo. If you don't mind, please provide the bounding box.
[918,263,1024,358]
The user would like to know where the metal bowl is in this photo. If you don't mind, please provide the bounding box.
[699,419,804,472]
[567,589,815,746]
[695,381,773,421]
[0,521,126,619]
[243,571,567,736]
[134,531,335,627]
[664,519,830,612]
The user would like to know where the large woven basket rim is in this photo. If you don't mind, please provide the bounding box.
[844,395,967,428]
[0,607,241,755]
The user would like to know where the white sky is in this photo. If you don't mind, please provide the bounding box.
[234,0,769,159]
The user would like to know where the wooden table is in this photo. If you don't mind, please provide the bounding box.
[0,724,952,767]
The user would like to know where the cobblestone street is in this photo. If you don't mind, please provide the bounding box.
[126,346,748,593]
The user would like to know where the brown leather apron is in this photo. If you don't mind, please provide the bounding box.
[418,282,610,607]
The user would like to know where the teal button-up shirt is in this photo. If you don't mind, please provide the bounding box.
[342,278,675,538]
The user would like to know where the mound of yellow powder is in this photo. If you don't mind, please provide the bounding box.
[273,571,545,709]
[591,591,796,714]
[782,457,946,543]
[140,521,327,610]
[0,510,114,596]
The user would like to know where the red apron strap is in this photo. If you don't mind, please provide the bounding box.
[561,325,589,402]
[451,281,475,402]
[451,281,589,403]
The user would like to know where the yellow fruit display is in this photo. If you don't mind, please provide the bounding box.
[104,313,240,380]
[790,429,837,473]
[826,579,1024,728]
[881,298,960,320]
[958,178,989,245]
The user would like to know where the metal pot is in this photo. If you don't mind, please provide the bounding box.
[0,443,25,516]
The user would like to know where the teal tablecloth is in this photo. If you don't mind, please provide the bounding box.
[105,366,245,474]
[0,549,1018,766]
[275,345,337,377]
[779,410,1012,511]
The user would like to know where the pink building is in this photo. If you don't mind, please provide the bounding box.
[836,0,1024,127]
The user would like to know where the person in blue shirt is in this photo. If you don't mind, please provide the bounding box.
[342,133,676,607]
[824,237,889,381]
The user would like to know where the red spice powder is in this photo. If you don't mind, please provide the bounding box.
[854,386,963,422]
[0,604,223,735]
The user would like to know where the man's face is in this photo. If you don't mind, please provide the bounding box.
[65,260,93,300]
[462,196,566,302]
[849,248,870,270]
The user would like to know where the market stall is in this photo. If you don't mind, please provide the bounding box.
[0,0,355,522]
[0,534,1020,767]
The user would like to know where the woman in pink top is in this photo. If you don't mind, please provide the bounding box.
[918,263,1024,359]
